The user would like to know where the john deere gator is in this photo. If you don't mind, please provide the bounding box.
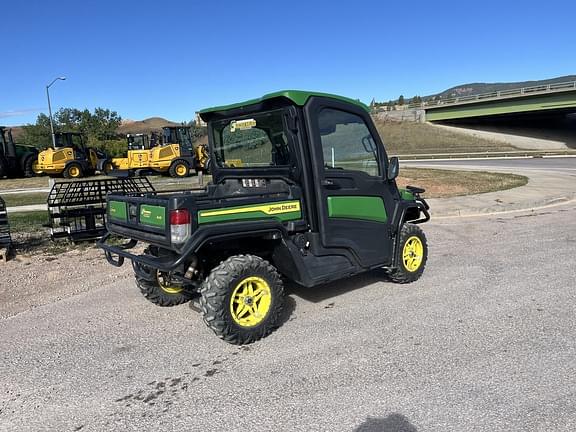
[99,90,430,344]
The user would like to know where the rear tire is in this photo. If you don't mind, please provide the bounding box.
[200,255,284,344]
[169,160,190,178]
[23,155,36,177]
[388,223,428,284]
[63,162,83,179]
[134,264,193,307]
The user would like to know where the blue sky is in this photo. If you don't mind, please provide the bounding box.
[2,0,575,125]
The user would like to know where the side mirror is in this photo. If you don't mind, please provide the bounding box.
[387,156,399,180]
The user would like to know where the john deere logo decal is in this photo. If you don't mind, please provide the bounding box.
[230,118,256,132]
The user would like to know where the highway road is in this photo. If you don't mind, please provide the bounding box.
[403,156,576,174]
[1,201,576,431]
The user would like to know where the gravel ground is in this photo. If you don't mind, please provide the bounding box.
[1,202,576,431]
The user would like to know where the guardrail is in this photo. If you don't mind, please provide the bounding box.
[394,149,576,160]
[408,80,576,109]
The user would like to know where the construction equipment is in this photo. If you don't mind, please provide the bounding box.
[144,126,199,177]
[98,90,430,344]
[47,177,154,241]
[0,195,12,261]
[99,128,207,178]
[98,134,157,175]
[34,132,107,178]
[0,126,38,178]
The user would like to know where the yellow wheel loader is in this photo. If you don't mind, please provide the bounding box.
[34,132,107,178]
[98,134,158,175]
[101,127,208,178]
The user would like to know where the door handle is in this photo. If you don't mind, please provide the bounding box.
[321,179,341,190]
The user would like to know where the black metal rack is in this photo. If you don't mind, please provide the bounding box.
[0,195,12,258]
[47,178,154,241]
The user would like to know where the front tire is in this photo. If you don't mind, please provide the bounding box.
[63,162,83,179]
[388,223,428,284]
[169,160,190,178]
[200,255,284,345]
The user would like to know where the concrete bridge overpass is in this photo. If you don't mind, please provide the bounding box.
[421,80,576,122]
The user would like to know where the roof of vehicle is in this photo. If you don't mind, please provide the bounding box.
[199,90,370,116]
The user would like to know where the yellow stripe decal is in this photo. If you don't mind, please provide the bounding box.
[199,201,301,218]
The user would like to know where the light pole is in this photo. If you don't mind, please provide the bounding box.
[46,76,66,147]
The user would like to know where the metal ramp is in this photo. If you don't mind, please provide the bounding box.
[47,178,154,241]
[0,195,12,260]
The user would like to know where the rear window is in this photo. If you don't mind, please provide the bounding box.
[211,109,291,168]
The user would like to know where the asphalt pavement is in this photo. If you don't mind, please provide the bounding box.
[1,200,576,431]
[404,157,576,217]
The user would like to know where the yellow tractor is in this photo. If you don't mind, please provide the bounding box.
[34,132,107,178]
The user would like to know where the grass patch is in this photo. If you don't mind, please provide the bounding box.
[375,121,519,155]
[0,176,52,190]
[2,192,47,207]
[397,168,528,198]
[6,211,49,231]
[5,211,78,255]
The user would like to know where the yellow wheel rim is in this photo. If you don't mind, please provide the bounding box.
[402,236,424,272]
[157,271,184,294]
[230,276,272,327]
[175,164,187,177]
[69,166,80,178]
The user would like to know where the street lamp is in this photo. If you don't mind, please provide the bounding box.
[46,76,66,147]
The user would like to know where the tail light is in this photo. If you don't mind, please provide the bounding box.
[169,209,191,244]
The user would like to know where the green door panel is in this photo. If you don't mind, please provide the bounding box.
[327,196,387,223]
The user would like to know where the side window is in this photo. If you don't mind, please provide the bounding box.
[71,135,83,149]
[318,108,379,176]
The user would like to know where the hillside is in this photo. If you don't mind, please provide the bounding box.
[431,75,576,100]
[117,117,180,134]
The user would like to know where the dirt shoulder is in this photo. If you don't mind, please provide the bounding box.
[397,168,528,198]
[0,246,131,319]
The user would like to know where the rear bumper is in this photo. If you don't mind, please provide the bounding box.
[97,233,179,271]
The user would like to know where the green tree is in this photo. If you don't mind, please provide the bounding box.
[398,95,405,106]
[22,107,122,148]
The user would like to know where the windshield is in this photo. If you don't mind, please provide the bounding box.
[212,109,290,168]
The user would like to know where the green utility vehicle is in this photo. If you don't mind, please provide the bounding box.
[0,126,38,178]
[98,91,430,344]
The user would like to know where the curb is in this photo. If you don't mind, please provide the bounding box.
[431,197,576,219]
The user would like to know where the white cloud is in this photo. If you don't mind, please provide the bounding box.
[0,108,44,118]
